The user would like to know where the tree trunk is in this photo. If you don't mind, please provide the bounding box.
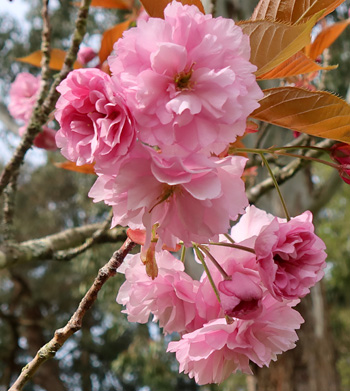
[254,282,339,391]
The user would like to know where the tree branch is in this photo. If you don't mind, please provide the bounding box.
[8,238,136,391]
[0,0,92,198]
[0,223,127,269]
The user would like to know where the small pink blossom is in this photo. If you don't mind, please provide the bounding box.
[117,251,200,334]
[77,47,97,65]
[9,72,41,122]
[167,295,304,385]
[89,146,248,248]
[255,211,327,300]
[18,125,57,150]
[55,68,136,171]
[109,0,263,158]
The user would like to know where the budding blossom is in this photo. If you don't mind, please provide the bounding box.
[330,143,350,184]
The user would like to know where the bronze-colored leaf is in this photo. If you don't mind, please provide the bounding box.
[140,0,204,18]
[251,0,344,24]
[305,19,350,60]
[239,14,319,77]
[258,51,337,79]
[98,20,132,64]
[251,87,350,143]
[90,0,131,8]
[17,49,82,70]
[54,161,96,174]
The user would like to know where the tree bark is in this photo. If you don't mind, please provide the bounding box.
[254,282,339,391]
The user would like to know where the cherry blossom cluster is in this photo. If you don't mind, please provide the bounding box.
[55,0,263,250]
[9,0,329,385]
[117,206,326,384]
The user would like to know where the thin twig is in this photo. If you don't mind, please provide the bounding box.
[198,244,228,279]
[8,238,136,391]
[260,153,291,221]
[0,0,92,198]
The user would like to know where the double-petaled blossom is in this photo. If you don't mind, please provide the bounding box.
[117,250,200,334]
[167,295,304,384]
[255,211,327,300]
[55,68,136,172]
[89,145,248,248]
[109,0,263,158]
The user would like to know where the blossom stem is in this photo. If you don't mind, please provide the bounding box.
[209,242,256,254]
[232,147,339,170]
[197,244,229,279]
[260,153,291,221]
[269,145,331,154]
[223,233,235,244]
[180,246,186,263]
[193,244,221,303]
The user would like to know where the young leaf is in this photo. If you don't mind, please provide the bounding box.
[17,49,82,70]
[251,87,350,143]
[140,0,204,18]
[90,0,131,9]
[54,161,96,174]
[251,0,344,24]
[258,51,337,79]
[98,20,132,64]
[239,14,319,77]
[305,19,350,60]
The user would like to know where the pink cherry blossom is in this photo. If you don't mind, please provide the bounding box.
[229,205,274,244]
[218,270,263,320]
[89,145,248,248]
[195,240,260,323]
[117,250,200,334]
[18,125,57,150]
[109,0,263,158]
[255,211,327,300]
[9,72,41,122]
[55,68,136,171]
[167,295,304,385]
[77,47,97,65]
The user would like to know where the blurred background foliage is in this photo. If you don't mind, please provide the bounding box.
[1,0,350,390]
